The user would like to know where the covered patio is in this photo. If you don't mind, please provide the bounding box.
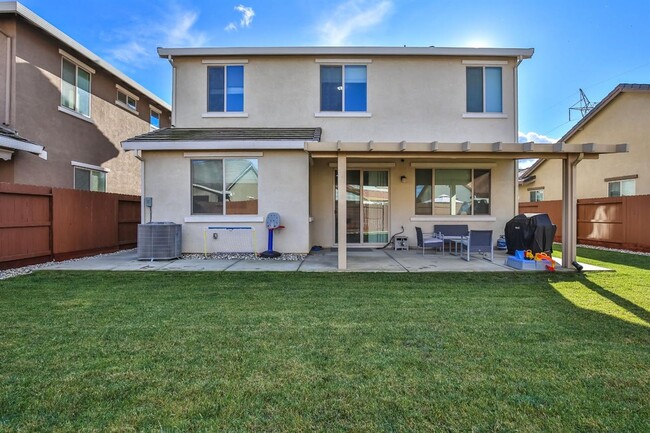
[306,140,628,271]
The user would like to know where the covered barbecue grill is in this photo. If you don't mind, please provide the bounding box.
[505,213,557,255]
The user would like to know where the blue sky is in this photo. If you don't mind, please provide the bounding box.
[19,0,650,144]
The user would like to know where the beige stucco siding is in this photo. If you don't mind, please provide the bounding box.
[519,91,650,202]
[310,158,516,248]
[143,150,310,253]
[173,56,517,143]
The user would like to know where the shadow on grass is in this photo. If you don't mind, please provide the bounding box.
[579,275,650,325]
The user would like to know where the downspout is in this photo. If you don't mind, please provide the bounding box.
[1,30,12,126]
[134,150,146,224]
[513,55,523,214]
[167,55,176,127]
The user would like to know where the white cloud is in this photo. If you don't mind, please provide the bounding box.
[518,159,537,169]
[235,5,255,28]
[104,3,208,70]
[224,22,238,32]
[318,0,393,45]
[518,131,557,143]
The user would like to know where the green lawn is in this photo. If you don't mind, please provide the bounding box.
[1,249,649,432]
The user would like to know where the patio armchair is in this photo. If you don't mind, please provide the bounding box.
[459,230,493,262]
[415,227,444,256]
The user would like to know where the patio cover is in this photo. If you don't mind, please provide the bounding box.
[306,140,628,270]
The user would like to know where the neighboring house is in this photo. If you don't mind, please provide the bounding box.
[123,46,625,269]
[0,2,171,194]
[519,84,649,201]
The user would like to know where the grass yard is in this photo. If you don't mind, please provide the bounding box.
[1,248,649,432]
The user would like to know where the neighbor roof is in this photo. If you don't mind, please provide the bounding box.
[0,1,170,111]
[559,84,650,143]
[158,46,534,59]
[520,83,649,179]
[0,125,46,158]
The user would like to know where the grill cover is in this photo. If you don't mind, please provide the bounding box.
[505,213,557,255]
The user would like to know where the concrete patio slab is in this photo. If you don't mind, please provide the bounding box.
[226,259,302,272]
[39,248,609,273]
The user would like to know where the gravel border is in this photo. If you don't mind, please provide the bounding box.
[182,253,307,261]
[576,243,650,257]
[0,249,138,281]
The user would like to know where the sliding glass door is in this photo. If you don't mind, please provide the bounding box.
[335,170,389,245]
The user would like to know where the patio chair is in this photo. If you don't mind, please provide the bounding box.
[415,227,444,256]
[459,230,493,262]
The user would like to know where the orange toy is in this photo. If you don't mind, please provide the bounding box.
[534,252,555,272]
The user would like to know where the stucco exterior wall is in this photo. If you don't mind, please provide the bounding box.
[519,91,650,201]
[143,150,311,253]
[172,56,517,143]
[1,16,170,194]
[518,159,563,201]
[310,158,517,248]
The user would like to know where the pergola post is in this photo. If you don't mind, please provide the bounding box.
[561,154,580,268]
[337,154,347,270]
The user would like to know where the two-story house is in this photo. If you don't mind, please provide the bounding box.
[0,2,171,195]
[123,46,625,269]
[519,83,650,202]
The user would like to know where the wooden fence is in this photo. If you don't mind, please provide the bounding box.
[0,182,140,269]
[519,195,650,252]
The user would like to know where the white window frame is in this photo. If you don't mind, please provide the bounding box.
[529,189,544,202]
[59,50,94,119]
[190,158,259,216]
[115,84,139,113]
[71,161,108,192]
[414,167,492,217]
[205,64,246,115]
[607,178,636,197]
[149,105,161,130]
[316,60,371,116]
[463,61,505,116]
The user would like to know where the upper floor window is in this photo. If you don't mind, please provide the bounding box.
[207,65,244,112]
[116,85,138,112]
[191,158,258,215]
[150,106,161,130]
[529,189,544,202]
[466,66,502,113]
[320,65,367,112]
[608,179,635,197]
[61,57,91,117]
[415,168,491,216]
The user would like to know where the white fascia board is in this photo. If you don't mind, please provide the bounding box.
[0,134,45,158]
[122,140,311,151]
[158,46,534,59]
[0,2,170,111]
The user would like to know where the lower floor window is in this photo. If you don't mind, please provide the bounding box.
[415,168,491,215]
[529,189,544,202]
[191,158,258,215]
[74,166,106,192]
[608,179,635,197]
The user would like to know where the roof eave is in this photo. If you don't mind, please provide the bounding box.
[158,46,534,59]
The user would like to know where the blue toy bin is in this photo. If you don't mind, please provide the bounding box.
[514,250,526,260]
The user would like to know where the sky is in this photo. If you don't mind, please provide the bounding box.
[18,0,650,148]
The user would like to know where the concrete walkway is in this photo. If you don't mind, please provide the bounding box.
[45,248,609,272]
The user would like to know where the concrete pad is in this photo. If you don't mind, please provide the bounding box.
[225,259,303,272]
[158,259,235,271]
